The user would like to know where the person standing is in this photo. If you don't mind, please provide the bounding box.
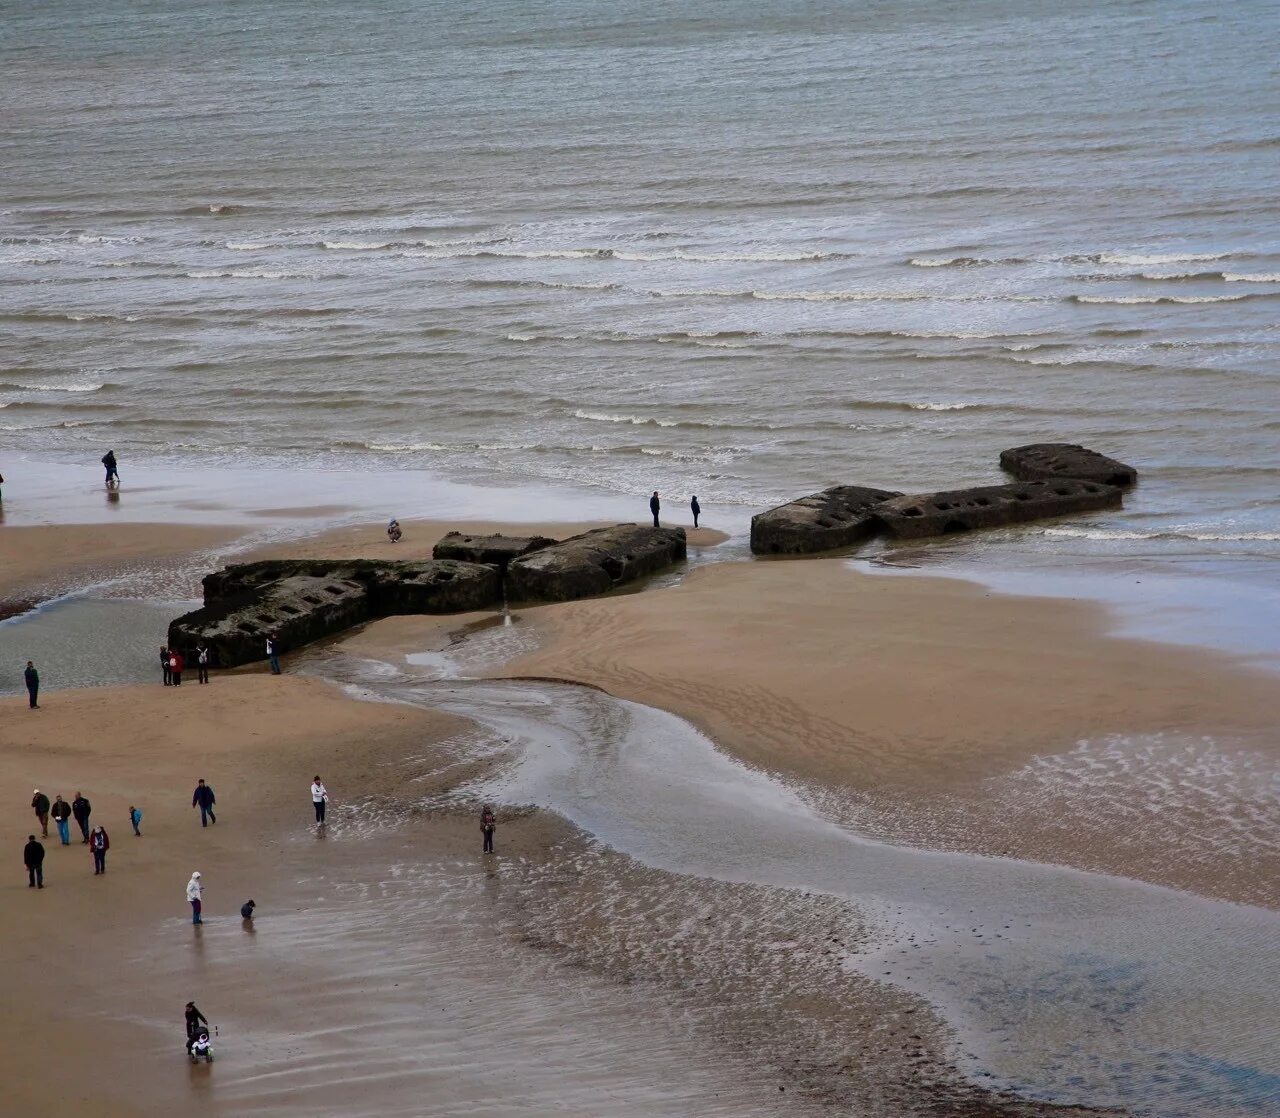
[101,450,119,487]
[129,805,142,836]
[187,872,203,924]
[192,779,217,827]
[24,661,39,709]
[480,805,496,854]
[31,790,50,837]
[51,795,72,845]
[71,792,92,843]
[691,495,701,528]
[169,648,185,687]
[650,491,661,528]
[185,1002,208,1050]
[266,633,281,675]
[196,644,210,685]
[24,835,45,889]
[160,646,172,686]
[89,826,109,874]
[311,776,329,826]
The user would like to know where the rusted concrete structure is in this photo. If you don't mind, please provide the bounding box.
[750,485,902,555]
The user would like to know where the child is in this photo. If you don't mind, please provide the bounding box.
[129,805,142,836]
[240,899,256,921]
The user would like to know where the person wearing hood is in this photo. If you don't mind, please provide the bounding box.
[691,495,701,528]
[71,792,92,843]
[187,872,203,924]
[24,661,39,709]
[24,835,45,888]
[649,490,661,528]
[102,450,119,487]
[51,795,72,845]
[31,789,50,838]
[89,826,110,874]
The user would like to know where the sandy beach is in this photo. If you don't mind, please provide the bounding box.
[2,509,1278,1116]
[498,557,1280,906]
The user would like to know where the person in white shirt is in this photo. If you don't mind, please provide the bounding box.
[187,871,203,925]
[311,776,329,826]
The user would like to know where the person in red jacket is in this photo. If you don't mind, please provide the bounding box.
[169,649,185,687]
[89,826,110,874]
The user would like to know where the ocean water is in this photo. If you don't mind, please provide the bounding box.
[2,0,1278,578]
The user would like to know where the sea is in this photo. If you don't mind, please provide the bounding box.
[2,0,1278,593]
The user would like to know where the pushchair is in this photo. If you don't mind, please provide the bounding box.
[187,1025,215,1063]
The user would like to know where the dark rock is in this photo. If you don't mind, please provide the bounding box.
[506,524,687,603]
[168,575,370,668]
[999,443,1137,488]
[432,531,557,570]
[175,558,502,666]
[365,560,502,615]
[750,486,903,555]
[875,480,1122,539]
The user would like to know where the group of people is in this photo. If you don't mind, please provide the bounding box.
[161,644,211,686]
[24,789,139,886]
[650,491,701,529]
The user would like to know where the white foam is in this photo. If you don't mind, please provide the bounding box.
[1073,294,1247,304]
[573,409,679,427]
[907,401,975,411]
[10,381,105,392]
[1095,251,1230,266]
[1044,527,1280,542]
[321,240,393,250]
[1224,271,1280,282]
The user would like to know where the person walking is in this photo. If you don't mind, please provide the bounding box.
[24,661,39,709]
[160,646,172,686]
[650,490,661,527]
[71,792,92,843]
[51,795,72,845]
[187,871,203,924]
[196,644,210,685]
[101,450,119,487]
[24,835,45,889]
[480,805,496,854]
[89,826,109,874]
[31,789,50,838]
[192,779,217,827]
[129,805,142,836]
[185,1002,209,1050]
[691,495,701,528]
[311,776,329,826]
[169,648,185,687]
[266,633,282,675]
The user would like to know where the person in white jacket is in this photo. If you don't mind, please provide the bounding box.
[187,870,203,925]
[311,776,329,826]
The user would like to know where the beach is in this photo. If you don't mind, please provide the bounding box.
[3,500,1279,1116]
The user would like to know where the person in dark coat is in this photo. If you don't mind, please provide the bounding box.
[160,646,172,686]
[71,792,92,843]
[102,450,119,487]
[185,1002,208,1051]
[24,661,39,709]
[480,805,496,854]
[192,779,217,827]
[89,826,110,874]
[649,491,661,527]
[24,836,45,888]
[196,644,210,685]
[690,495,701,528]
[31,789,50,837]
[266,633,281,675]
[51,795,72,845]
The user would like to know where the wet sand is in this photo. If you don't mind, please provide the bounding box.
[0,522,238,607]
[497,558,1280,906]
